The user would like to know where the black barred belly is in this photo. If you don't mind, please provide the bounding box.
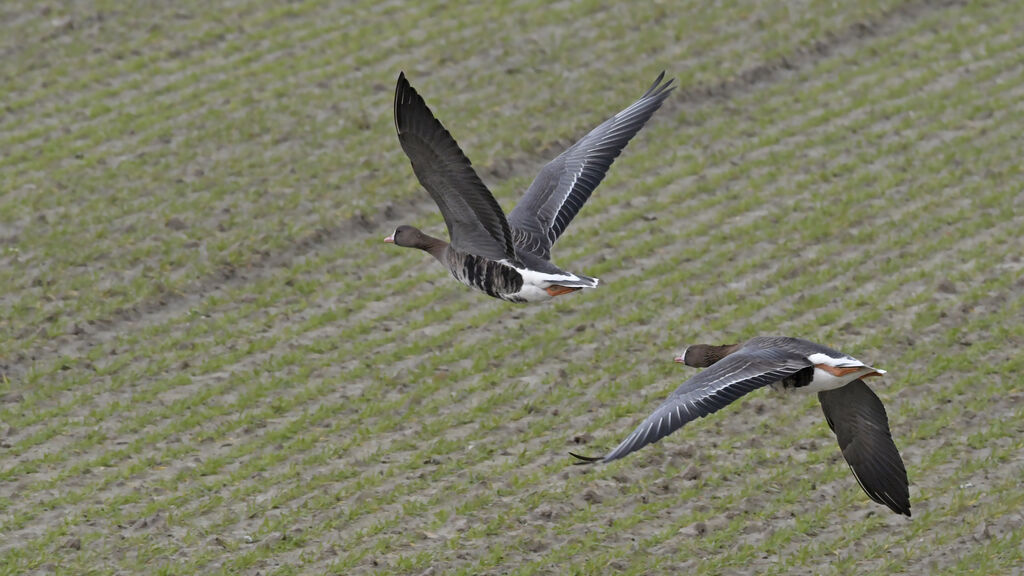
[448,252,525,302]
[772,365,815,391]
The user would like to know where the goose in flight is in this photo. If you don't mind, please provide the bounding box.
[572,336,911,516]
[385,71,674,302]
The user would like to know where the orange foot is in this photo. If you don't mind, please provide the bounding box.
[814,364,867,377]
[544,285,582,297]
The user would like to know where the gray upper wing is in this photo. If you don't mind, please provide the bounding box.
[507,72,674,259]
[595,347,811,463]
[818,380,910,516]
[394,72,515,261]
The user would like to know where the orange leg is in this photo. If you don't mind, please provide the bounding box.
[544,285,582,297]
[814,364,867,377]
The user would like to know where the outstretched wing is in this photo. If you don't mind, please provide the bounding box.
[394,72,515,261]
[574,346,811,463]
[818,380,911,516]
[508,72,674,259]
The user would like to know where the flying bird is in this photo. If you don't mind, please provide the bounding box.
[385,71,674,302]
[572,336,911,516]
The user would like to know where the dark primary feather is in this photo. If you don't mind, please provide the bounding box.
[508,72,675,259]
[579,346,812,463]
[394,72,515,262]
[819,380,911,516]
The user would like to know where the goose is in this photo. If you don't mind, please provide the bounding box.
[572,336,911,516]
[385,71,674,302]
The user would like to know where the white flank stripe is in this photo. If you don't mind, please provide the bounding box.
[806,352,865,367]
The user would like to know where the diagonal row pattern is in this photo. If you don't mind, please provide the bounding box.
[2,0,1022,574]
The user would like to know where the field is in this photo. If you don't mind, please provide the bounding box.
[2,0,1023,574]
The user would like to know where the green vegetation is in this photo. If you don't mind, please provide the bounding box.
[2,0,1022,574]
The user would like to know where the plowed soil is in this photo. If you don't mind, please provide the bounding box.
[2,1,1022,574]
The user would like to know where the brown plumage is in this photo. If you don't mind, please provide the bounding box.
[573,336,910,516]
[384,71,674,302]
